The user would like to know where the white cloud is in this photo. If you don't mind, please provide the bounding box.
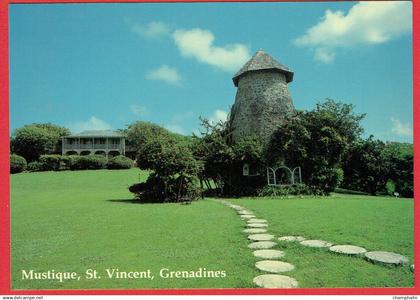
[130,104,149,116]
[173,28,250,72]
[391,117,412,137]
[67,116,112,133]
[131,21,170,39]
[172,111,194,123]
[294,1,412,63]
[145,65,182,86]
[195,109,229,136]
[314,48,335,64]
[164,124,186,135]
[164,111,194,135]
[208,109,228,125]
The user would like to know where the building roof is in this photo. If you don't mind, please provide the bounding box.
[232,49,294,86]
[65,130,125,138]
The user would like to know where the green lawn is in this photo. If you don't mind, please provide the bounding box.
[11,169,256,289]
[230,195,414,288]
[11,169,414,289]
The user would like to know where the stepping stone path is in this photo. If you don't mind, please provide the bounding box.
[248,218,267,223]
[253,249,285,259]
[248,241,277,249]
[300,239,333,248]
[214,200,300,288]
[248,234,274,241]
[329,245,367,256]
[364,251,409,265]
[255,260,295,273]
[244,228,267,234]
[247,223,268,228]
[278,236,306,242]
[214,199,412,288]
[253,274,299,288]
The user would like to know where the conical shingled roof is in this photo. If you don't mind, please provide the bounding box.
[232,50,294,86]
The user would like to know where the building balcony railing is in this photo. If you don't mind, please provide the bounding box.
[63,144,80,150]
[63,143,122,150]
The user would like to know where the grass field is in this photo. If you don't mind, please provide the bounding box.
[11,169,414,289]
[231,195,414,288]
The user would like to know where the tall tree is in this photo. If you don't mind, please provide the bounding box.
[125,121,192,154]
[11,123,70,162]
[266,99,365,194]
[341,137,390,195]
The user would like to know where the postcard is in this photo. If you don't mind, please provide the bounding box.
[1,0,417,296]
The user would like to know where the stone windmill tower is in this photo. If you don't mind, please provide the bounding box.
[229,50,295,143]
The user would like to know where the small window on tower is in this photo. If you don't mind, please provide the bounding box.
[243,163,250,176]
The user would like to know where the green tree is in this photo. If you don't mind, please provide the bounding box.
[130,134,203,202]
[390,154,413,198]
[193,119,234,193]
[11,123,70,162]
[193,119,266,196]
[341,137,390,195]
[385,142,413,197]
[266,99,365,194]
[341,139,413,197]
[125,121,192,154]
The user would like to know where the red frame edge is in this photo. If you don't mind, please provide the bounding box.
[0,0,11,295]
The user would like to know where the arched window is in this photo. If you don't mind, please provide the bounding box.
[267,168,276,185]
[274,166,293,185]
[267,166,301,186]
[292,167,302,184]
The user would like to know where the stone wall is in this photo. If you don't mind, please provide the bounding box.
[230,69,295,143]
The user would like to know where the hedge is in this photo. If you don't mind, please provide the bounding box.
[107,155,133,169]
[10,154,27,174]
[27,161,44,172]
[258,184,324,197]
[16,154,136,172]
[72,155,107,170]
[39,154,61,171]
[61,155,80,170]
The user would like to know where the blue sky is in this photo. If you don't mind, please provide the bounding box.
[9,1,413,142]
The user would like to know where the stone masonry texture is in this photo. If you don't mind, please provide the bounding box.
[230,64,295,143]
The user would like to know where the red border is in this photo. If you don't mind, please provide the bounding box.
[0,0,418,295]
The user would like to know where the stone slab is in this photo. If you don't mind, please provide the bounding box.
[240,215,256,219]
[248,234,274,241]
[255,260,295,273]
[329,245,367,256]
[248,241,277,249]
[247,223,268,228]
[230,205,242,209]
[253,249,285,259]
[253,274,299,288]
[243,228,267,234]
[248,218,267,223]
[238,210,253,215]
[300,240,333,248]
[364,251,409,265]
[278,236,306,242]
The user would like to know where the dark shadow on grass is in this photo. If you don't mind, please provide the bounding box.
[106,199,192,205]
[105,198,168,205]
[107,199,141,204]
